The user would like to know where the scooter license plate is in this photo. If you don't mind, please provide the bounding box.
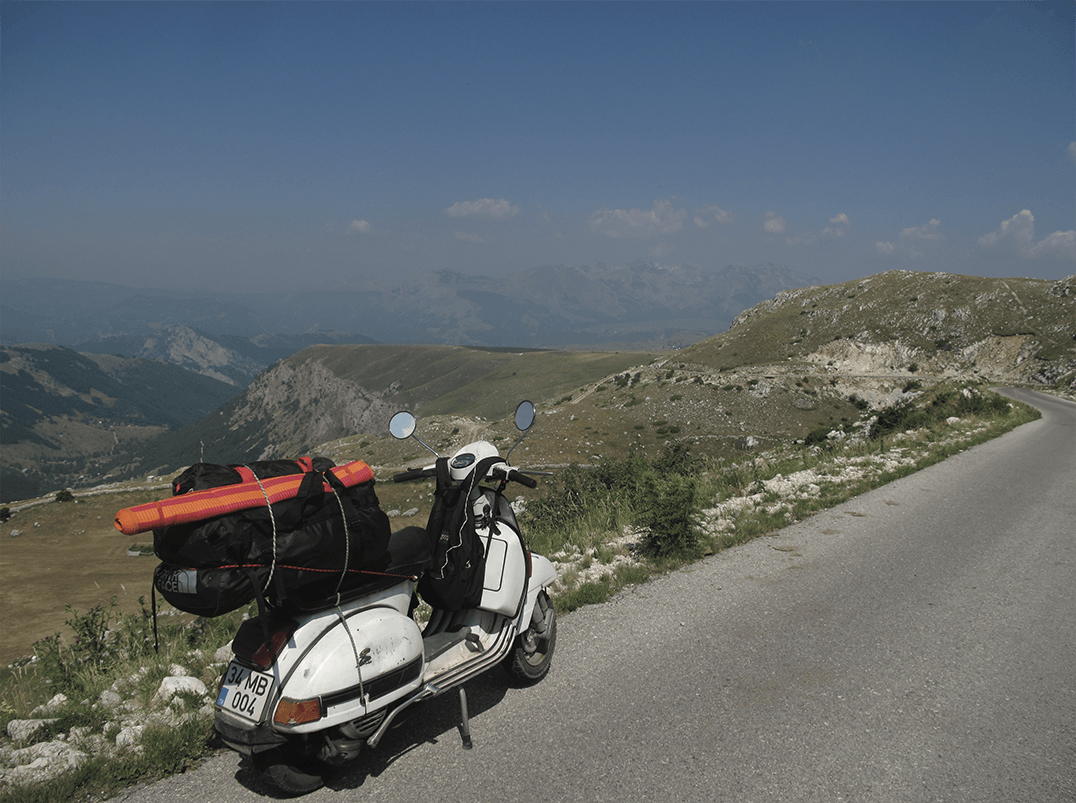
[216,662,275,723]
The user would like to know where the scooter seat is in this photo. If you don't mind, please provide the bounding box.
[386,525,431,575]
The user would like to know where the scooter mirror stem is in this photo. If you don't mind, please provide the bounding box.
[409,434,440,457]
[505,400,535,463]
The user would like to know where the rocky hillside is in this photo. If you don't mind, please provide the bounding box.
[678,271,1075,389]
[99,346,654,481]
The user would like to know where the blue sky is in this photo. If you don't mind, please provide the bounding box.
[2,1,1073,294]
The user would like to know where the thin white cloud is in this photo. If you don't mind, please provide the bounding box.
[454,231,485,244]
[763,212,787,234]
[977,209,1034,250]
[978,209,1076,262]
[693,205,733,228]
[1067,141,1076,165]
[1030,230,1076,260]
[348,219,373,234]
[821,212,850,239]
[876,219,943,258]
[589,199,687,238]
[445,198,520,219]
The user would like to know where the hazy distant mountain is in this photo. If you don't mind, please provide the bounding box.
[335,261,814,348]
[1,262,814,363]
[74,325,377,386]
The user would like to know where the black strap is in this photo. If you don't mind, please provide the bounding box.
[151,583,160,654]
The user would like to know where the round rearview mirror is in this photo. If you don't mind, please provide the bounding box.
[389,411,417,440]
[514,400,535,432]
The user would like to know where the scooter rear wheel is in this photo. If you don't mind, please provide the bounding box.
[253,745,325,795]
[505,590,557,683]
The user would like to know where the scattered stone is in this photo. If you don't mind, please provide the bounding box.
[4,741,89,786]
[31,693,68,716]
[6,719,58,742]
[115,725,145,750]
[154,676,208,704]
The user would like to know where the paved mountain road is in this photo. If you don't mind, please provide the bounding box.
[113,388,1075,803]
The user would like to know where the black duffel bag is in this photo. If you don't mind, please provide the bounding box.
[152,457,395,616]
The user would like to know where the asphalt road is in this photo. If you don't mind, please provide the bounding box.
[114,388,1075,803]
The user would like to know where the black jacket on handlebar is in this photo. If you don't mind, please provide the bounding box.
[417,455,505,611]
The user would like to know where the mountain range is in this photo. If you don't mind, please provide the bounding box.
[93,269,1072,498]
[0,344,240,502]
[3,268,1072,504]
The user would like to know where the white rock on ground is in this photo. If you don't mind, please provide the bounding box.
[0,673,218,789]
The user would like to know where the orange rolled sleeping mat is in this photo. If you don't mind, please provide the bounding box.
[114,461,375,535]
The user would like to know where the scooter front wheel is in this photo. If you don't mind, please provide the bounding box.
[253,745,326,796]
[505,590,557,683]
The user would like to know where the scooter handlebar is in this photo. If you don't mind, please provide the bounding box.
[392,467,435,483]
[511,470,539,489]
[491,467,539,488]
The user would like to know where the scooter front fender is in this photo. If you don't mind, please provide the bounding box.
[517,553,557,629]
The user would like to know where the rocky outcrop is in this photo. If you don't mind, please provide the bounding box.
[0,648,229,789]
[136,325,262,386]
[231,357,400,458]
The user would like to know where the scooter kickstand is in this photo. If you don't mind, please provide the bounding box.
[458,688,473,750]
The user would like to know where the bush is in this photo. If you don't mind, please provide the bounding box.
[30,596,155,697]
[653,441,697,476]
[636,472,702,559]
[870,399,930,440]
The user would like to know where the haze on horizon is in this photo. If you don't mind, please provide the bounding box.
[2,2,1073,297]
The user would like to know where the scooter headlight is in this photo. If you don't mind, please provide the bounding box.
[273,697,323,726]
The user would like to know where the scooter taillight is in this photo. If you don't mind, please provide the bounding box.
[274,697,323,726]
[251,622,298,671]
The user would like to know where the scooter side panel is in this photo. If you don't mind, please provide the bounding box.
[273,588,424,732]
[479,523,527,617]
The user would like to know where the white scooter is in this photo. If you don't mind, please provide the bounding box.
[213,401,558,795]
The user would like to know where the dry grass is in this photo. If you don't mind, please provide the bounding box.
[0,489,170,666]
